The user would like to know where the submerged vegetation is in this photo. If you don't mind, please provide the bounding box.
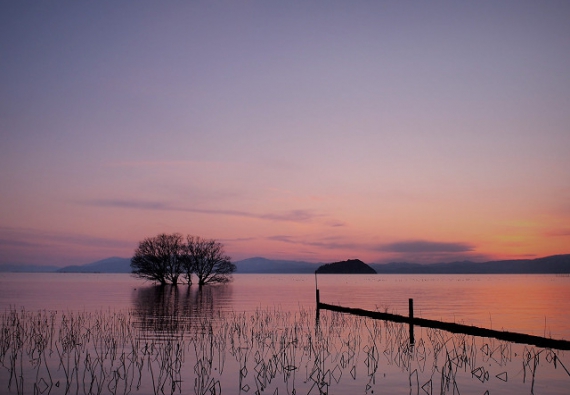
[1,306,569,395]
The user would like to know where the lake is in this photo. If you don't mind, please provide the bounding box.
[1,273,569,394]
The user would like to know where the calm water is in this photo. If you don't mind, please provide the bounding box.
[1,273,569,338]
[1,273,569,394]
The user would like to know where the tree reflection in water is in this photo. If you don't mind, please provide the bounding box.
[132,284,232,336]
[1,304,569,395]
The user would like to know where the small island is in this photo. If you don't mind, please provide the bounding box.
[316,259,377,274]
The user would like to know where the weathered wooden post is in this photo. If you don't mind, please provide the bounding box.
[315,272,320,321]
[315,272,320,305]
[316,289,320,321]
[409,298,415,345]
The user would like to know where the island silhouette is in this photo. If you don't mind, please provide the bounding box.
[315,259,377,274]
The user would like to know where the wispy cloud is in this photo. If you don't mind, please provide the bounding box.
[91,199,170,210]
[0,238,40,248]
[268,235,368,251]
[106,160,243,168]
[377,240,475,253]
[268,236,475,254]
[545,229,570,237]
[0,226,133,266]
[326,220,347,227]
[374,240,483,264]
[259,210,317,222]
[218,236,258,243]
[267,235,482,263]
[85,199,320,223]
[0,226,133,250]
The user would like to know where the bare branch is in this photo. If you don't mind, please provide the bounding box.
[130,233,184,285]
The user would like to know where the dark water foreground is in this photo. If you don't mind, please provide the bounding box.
[1,305,569,395]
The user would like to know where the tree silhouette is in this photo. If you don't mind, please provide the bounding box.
[131,233,184,285]
[183,236,236,286]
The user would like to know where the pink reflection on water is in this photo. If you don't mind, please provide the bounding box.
[1,273,569,339]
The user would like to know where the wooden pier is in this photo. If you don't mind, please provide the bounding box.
[316,289,570,350]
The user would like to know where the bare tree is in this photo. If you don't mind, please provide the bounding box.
[131,233,184,285]
[183,236,236,286]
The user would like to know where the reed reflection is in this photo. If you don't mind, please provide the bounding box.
[2,307,569,395]
[132,284,233,335]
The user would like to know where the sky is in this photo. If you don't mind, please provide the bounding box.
[1,1,569,267]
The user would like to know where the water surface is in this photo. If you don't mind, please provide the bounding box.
[1,273,569,394]
[1,273,568,339]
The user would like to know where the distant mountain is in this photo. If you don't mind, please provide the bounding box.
[0,264,60,273]
[57,257,131,273]
[3,254,568,274]
[234,257,318,273]
[316,259,377,274]
[56,256,318,274]
[370,254,570,274]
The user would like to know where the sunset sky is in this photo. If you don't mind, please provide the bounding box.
[1,1,569,267]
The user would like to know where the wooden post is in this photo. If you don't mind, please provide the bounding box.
[315,272,320,322]
[315,288,321,323]
[409,298,415,345]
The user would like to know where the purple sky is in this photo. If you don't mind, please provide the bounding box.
[1,1,569,266]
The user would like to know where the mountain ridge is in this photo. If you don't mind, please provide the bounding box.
[233,257,320,273]
[1,254,569,274]
[56,257,131,273]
